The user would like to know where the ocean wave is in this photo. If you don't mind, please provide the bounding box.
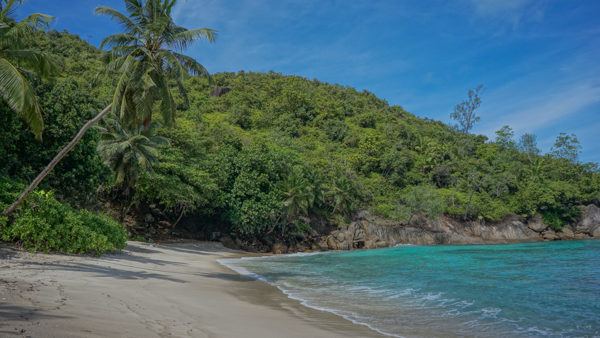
[218,258,405,338]
[217,259,270,283]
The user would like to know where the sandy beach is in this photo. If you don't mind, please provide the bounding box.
[0,241,382,338]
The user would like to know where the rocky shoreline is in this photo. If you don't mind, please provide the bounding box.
[246,204,600,254]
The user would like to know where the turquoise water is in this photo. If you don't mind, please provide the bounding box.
[221,240,600,337]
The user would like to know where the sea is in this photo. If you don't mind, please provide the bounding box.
[219,240,600,337]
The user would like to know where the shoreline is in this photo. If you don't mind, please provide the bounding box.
[218,255,401,338]
[0,241,384,338]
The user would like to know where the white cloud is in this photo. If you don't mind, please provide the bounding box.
[467,0,545,30]
[491,84,600,133]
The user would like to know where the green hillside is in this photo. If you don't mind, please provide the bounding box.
[1,31,599,250]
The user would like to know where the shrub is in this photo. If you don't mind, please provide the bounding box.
[227,142,291,238]
[1,190,126,255]
[400,185,445,223]
[322,118,348,142]
[542,210,564,231]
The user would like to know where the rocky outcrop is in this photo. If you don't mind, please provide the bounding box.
[542,229,558,241]
[527,215,547,232]
[220,204,600,253]
[318,206,600,251]
[557,225,575,240]
[272,242,288,254]
[575,204,600,237]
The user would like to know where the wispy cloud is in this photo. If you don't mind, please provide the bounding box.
[172,0,409,88]
[477,31,600,139]
[484,83,600,134]
[466,0,545,31]
[470,0,533,16]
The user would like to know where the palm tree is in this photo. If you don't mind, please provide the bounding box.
[0,0,57,139]
[98,118,167,191]
[3,0,215,217]
[96,0,216,129]
[281,167,315,223]
[97,117,168,219]
[327,172,361,217]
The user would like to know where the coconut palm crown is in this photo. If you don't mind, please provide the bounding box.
[96,0,216,130]
[97,116,168,193]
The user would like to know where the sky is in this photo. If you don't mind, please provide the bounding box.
[16,0,600,163]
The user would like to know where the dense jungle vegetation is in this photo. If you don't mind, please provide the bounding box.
[1,15,599,253]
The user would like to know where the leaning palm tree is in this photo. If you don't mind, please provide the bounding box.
[0,0,57,139]
[3,0,215,217]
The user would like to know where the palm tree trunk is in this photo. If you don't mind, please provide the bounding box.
[3,104,112,217]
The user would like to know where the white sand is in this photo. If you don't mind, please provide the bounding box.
[0,241,382,337]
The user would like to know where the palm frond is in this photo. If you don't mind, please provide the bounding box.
[98,115,168,188]
[152,70,176,126]
[99,33,138,50]
[169,27,216,50]
[0,57,43,138]
[0,0,16,19]
[169,50,209,77]
[4,49,59,79]
[96,6,140,34]
[124,0,144,22]
[0,13,53,48]
[21,13,53,29]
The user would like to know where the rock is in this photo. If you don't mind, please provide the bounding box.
[355,210,370,220]
[527,215,547,232]
[558,226,574,240]
[592,226,600,238]
[542,229,558,240]
[311,242,324,251]
[576,205,600,234]
[316,239,329,251]
[294,244,309,252]
[306,207,600,254]
[463,217,538,242]
[272,242,288,254]
[353,227,366,241]
[374,240,389,248]
[220,236,238,249]
[326,236,339,250]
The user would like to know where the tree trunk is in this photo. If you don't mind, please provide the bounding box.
[3,105,112,217]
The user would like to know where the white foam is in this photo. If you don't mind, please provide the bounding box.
[218,258,405,338]
[217,259,269,283]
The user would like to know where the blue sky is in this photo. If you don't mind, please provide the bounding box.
[17,0,600,163]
